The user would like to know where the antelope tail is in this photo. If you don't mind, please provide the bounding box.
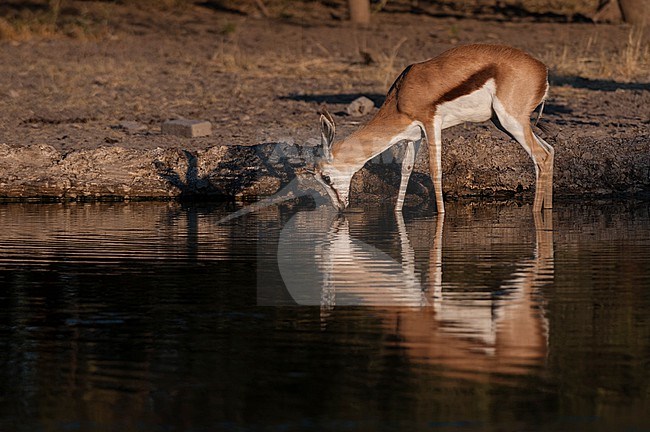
[533,100,550,134]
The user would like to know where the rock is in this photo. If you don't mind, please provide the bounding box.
[346,96,375,117]
[162,119,212,138]
[118,121,147,132]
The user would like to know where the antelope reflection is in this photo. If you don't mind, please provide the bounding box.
[278,205,553,379]
[277,207,427,307]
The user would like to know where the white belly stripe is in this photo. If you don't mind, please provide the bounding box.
[437,78,496,129]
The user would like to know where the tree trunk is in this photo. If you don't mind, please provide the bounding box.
[618,0,650,25]
[348,0,371,26]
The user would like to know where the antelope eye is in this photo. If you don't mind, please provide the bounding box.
[322,174,332,185]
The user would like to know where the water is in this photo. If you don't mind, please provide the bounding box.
[1,200,649,431]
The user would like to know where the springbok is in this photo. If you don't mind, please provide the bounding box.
[314,44,554,213]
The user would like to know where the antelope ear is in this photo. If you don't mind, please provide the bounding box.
[320,109,335,162]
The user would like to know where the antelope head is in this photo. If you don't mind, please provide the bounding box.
[314,111,354,211]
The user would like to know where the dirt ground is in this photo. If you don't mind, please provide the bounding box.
[0,1,648,201]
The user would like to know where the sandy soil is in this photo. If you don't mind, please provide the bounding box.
[0,1,648,201]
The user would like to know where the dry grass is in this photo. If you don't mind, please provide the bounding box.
[119,0,192,9]
[0,0,109,40]
[544,27,650,82]
[444,0,598,16]
[0,0,194,41]
[370,37,409,89]
[208,26,355,78]
[0,0,604,41]
[0,17,20,40]
[3,0,647,86]
[620,27,650,78]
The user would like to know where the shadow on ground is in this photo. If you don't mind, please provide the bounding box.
[280,93,386,107]
[552,76,650,92]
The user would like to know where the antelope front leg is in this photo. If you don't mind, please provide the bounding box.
[395,210,427,305]
[395,210,416,275]
[541,138,554,210]
[532,134,555,211]
[428,214,444,306]
[396,141,416,212]
[426,123,445,214]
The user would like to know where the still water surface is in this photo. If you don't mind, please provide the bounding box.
[1,200,649,431]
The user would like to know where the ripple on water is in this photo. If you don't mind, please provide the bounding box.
[0,200,649,431]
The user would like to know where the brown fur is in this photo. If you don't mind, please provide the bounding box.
[327,44,553,211]
[393,44,548,120]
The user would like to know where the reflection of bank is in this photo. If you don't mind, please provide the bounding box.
[275,205,553,379]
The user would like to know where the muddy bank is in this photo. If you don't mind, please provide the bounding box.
[1,132,647,205]
[1,2,648,205]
